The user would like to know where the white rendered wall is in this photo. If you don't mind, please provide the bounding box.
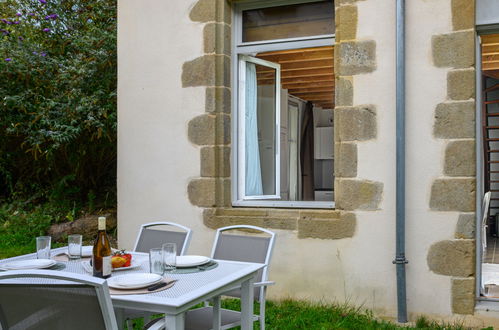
[117,0,214,254]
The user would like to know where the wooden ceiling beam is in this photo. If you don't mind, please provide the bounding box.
[257,64,333,74]
[258,46,333,56]
[290,88,334,95]
[314,103,334,109]
[283,82,335,90]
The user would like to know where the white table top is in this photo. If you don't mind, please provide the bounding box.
[0,248,264,314]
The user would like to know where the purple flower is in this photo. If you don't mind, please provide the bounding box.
[15,13,22,17]
[39,0,47,3]
[1,19,6,23]
[18,36,24,41]
[40,52,46,57]
[32,51,38,55]
[6,21,12,25]
[42,28,50,32]
[50,14,58,19]
[13,21,20,25]
[5,58,12,62]
[45,15,50,20]
[1,29,9,35]
[28,13,35,16]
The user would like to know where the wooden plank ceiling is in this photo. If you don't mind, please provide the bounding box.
[256,46,334,109]
[483,34,499,80]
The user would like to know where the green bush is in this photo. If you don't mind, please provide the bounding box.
[0,0,117,204]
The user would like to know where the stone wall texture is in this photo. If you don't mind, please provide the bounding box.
[428,0,476,315]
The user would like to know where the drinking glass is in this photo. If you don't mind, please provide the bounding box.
[36,236,52,259]
[149,248,164,275]
[162,243,176,272]
[68,234,83,260]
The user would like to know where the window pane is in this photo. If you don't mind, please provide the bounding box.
[242,1,334,43]
[244,62,277,196]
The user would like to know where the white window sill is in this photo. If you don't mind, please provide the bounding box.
[232,200,335,209]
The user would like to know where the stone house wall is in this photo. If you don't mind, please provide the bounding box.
[117,0,499,324]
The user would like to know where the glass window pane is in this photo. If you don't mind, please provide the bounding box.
[244,62,277,196]
[242,1,334,43]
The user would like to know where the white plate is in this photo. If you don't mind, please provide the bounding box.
[107,273,162,289]
[0,259,57,270]
[112,259,142,271]
[176,255,211,268]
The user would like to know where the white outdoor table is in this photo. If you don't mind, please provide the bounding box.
[0,248,265,330]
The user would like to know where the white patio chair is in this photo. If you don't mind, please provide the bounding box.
[0,269,118,330]
[145,224,276,330]
[124,221,193,329]
[482,191,492,257]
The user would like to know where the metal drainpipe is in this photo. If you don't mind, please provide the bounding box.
[393,0,409,323]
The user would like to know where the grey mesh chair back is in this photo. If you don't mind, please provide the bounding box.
[211,225,276,301]
[133,221,192,255]
[0,270,117,330]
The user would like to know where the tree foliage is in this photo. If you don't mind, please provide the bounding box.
[0,0,116,204]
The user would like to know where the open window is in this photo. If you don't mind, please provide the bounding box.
[237,55,281,200]
[232,0,335,208]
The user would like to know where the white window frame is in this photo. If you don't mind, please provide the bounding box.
[232,0,336,209]
[237,55,281,200]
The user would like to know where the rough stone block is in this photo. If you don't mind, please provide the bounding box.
[298,212,355,239]
[430,178,475,212]
[182,55,230,87]
[216,208,267,217]
[263,218,298,230]
[190,0,231,24]
[334,142,357,177]
[206,87,231,114]
[337,0,365,4]
[215,113,231,145]
[200,146,231,177]
[335,76,353,106]
[335,179,383,210]
[427,240,475,276]
[336,5,357,42]
[335,105,377,141]
[300,210,341,219]
[337,40,376,76]
[455,213,475,239]
[434,101,475,139]
[452,0,474,31]
[451,277,475,314]
[444,140,475,177]
[432,31,474,69]
[204,23,231,55]
[188,114,216,145]
[188,178,231,207]
[447,69,475,101]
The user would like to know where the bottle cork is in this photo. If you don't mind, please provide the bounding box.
[98,217,106,231]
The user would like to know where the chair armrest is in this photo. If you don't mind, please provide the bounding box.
[144,318,165,330]
[254,281,275,287]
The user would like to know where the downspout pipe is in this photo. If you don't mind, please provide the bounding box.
[393,0,409,323]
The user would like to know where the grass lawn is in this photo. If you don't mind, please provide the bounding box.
[127,299,487,330]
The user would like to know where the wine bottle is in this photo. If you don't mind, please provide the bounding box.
[92,216,112,278]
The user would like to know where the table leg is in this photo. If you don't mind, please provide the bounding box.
[165,313,185,330]
[240,276,255,330]
[212,295,221,329]
[113,307,125,330]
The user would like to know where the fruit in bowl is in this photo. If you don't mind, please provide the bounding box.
[111,250,132,269]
